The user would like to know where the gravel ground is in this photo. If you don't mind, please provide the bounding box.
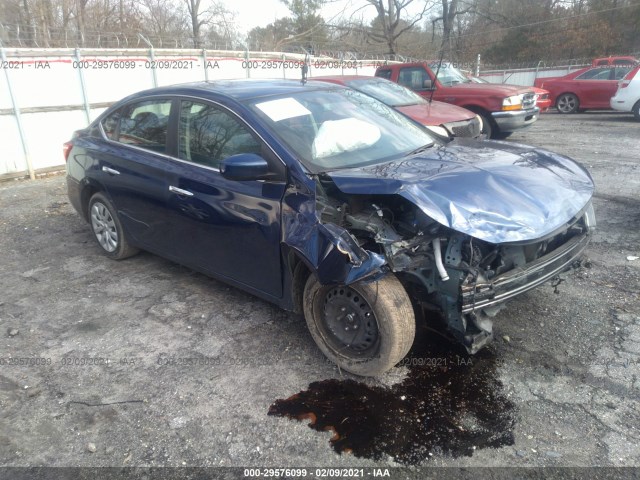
[0,111,638,476]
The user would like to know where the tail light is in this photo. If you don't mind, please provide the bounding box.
[619,80,631,89]
[62,141,73,162]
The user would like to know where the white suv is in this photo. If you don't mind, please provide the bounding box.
[611,65,640,120]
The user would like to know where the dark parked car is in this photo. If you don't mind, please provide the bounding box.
[311,75,483,139]
[65,80,596,376]
[534,64,634,113]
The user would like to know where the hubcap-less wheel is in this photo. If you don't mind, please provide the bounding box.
[91,202,118,252]
[303,274,416,376]
[322,286,379,355]
[557,94,578,113]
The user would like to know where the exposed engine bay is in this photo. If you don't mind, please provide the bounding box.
[315,174,594,353]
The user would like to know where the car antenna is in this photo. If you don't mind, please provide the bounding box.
[429,47,445,104]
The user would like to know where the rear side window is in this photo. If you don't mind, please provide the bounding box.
[375,69,392,80]
[117,100,172,153]
[613,66,632,80]
[576,67,613,80]
[625,65,640,80]
[178,101,261,169]
[101,109,121,140]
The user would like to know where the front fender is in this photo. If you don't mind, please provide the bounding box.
[281,176,386,286]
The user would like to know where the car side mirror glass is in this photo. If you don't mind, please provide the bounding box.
[422,79,434,90]
[220,153,270,181]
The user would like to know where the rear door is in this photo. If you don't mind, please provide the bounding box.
[163,99,287,298]
[573,67,630,108]
[94,98,175,252]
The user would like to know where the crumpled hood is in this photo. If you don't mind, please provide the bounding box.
[326,139,595,244]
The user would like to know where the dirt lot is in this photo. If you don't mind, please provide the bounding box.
[0,111,639,476]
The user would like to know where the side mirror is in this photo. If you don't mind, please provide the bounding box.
[423,79,434,90]
[220,153,270,181]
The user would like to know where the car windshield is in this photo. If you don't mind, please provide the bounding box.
[346,79,426,107]
[429,62,472,86]
[247,88,435,173]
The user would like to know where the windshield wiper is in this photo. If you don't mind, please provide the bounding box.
[407,143,434,156]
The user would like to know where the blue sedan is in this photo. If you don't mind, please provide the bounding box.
[65,79,595,376]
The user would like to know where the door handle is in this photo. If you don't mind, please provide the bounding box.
[169,185,194,197]
[102,166,120,175]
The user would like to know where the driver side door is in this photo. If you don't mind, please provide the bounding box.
[163,99,287,299]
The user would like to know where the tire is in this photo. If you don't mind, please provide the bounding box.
[303,274,415,376]
[633,100,640,121]
[556,93,579,114]
[492,131,512,140]
[88,192,139,260]
[478,113,494,138]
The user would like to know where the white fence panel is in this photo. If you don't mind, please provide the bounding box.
[0,117,27,175]
[2,47,595,179]
[479,65,588,86]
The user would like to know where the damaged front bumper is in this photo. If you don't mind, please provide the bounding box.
[461,231,590,314]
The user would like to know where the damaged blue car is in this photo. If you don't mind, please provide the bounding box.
[65,79,595,376]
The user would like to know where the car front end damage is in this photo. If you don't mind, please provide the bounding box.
[291,140,596,354]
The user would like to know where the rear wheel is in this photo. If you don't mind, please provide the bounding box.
[556,93,579,113]
[303,274,415,376]
[88,192,139,260]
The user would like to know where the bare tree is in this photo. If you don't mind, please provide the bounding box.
[364,0,436,55]
[431,0,475,57]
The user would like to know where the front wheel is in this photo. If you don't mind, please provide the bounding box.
[303,274,415,376]
[478,113,494,138]
[633,100,640,121]
[556,93,579,114]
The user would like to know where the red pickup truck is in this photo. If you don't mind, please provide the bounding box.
[376,62,539,138]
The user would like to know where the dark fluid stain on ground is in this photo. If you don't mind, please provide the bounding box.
[268,330,515,464]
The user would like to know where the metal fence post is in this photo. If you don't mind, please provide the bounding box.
[1,43,35,180]
[74,48,91,124]
[476,54,481,76]
[138,34,157,87]
[202,48,209,81]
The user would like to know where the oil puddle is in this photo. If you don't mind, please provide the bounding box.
[268,332,515,464]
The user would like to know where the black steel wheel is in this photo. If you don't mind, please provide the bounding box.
[303,274,415,376]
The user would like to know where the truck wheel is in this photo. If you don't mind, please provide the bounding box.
[633,100,640,121]
[479,113,494,138]
[88,192,139,260]
[303,274,415,376]
[556,93,579,114]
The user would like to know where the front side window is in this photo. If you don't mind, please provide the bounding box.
[178,101,261,169]
[117,100,172,153]
[398,67,431,90]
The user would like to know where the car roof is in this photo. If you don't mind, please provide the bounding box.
[311,75,376,83]
[125,79,337,102]
[591,56,638,66]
